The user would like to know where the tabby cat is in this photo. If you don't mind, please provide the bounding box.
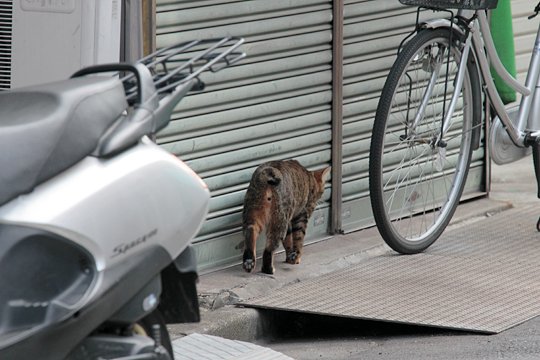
[242,160,331,274]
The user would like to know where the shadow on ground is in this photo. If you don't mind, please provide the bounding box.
[259,310,469,341]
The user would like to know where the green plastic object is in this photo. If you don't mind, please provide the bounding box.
[490,0,517,104]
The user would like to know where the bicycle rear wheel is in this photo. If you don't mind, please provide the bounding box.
[369,27,481,254]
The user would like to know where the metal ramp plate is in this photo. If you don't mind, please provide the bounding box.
[242,205,540,334]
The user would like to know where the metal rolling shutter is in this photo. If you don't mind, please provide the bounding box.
[154,1,490,270]
[156,0,334,272]
[340,1,486,232]
[0,0,11,90]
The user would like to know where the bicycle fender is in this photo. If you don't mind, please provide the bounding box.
[420,19,466,37]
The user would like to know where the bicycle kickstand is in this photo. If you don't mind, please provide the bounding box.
[526,135,540,231]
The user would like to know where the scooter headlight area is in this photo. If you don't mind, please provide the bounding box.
[0,225,96,344]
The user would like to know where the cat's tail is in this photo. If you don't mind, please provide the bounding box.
[258,166,282,186]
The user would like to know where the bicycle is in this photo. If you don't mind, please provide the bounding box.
[369,0,540,254]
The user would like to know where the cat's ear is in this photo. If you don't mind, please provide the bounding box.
[313,166,331,183]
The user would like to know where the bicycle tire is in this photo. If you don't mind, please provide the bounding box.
[369,27,481,254]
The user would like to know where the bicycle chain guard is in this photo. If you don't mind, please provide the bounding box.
[489,106,530,165]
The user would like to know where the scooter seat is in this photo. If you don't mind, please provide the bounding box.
[0,76,128,206]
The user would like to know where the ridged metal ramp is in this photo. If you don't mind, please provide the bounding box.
[242,205,540,334]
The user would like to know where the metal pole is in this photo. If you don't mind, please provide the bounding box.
[331,0,344,234]
[121,0,142,62]
[142,0,156,56]
[121,0,155,62]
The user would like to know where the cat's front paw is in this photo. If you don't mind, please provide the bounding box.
[286,251,301,264]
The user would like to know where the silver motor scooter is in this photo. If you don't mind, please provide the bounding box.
[0,37,244,360]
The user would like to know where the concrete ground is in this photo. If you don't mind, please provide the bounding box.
[168,155,538,342]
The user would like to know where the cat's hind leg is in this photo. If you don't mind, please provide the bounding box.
[286,215,308,265]
[261,247,277,275]
[262,220,287,274]
[242,187,273,273]
[242,224,261,273]
[281,225,294,263]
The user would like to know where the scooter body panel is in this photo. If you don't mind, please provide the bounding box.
[0,138,209,272]
[0,35,244,360]
[0,139,209,357]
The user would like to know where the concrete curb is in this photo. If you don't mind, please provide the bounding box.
[169,306,263,342]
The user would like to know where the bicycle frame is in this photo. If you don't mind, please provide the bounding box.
[471,11,540,145]
[426,9,540,148]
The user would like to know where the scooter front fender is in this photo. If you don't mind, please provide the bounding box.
[159,245,200,323]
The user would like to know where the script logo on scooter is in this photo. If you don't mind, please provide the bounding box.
[112,228,158,258]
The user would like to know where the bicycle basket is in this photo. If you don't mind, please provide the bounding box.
[399,0,498,9]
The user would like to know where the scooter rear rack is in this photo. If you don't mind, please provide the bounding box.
[126,36,245,99]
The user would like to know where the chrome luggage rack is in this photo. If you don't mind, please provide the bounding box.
[72,36,245,105]
[125,36,245,100]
